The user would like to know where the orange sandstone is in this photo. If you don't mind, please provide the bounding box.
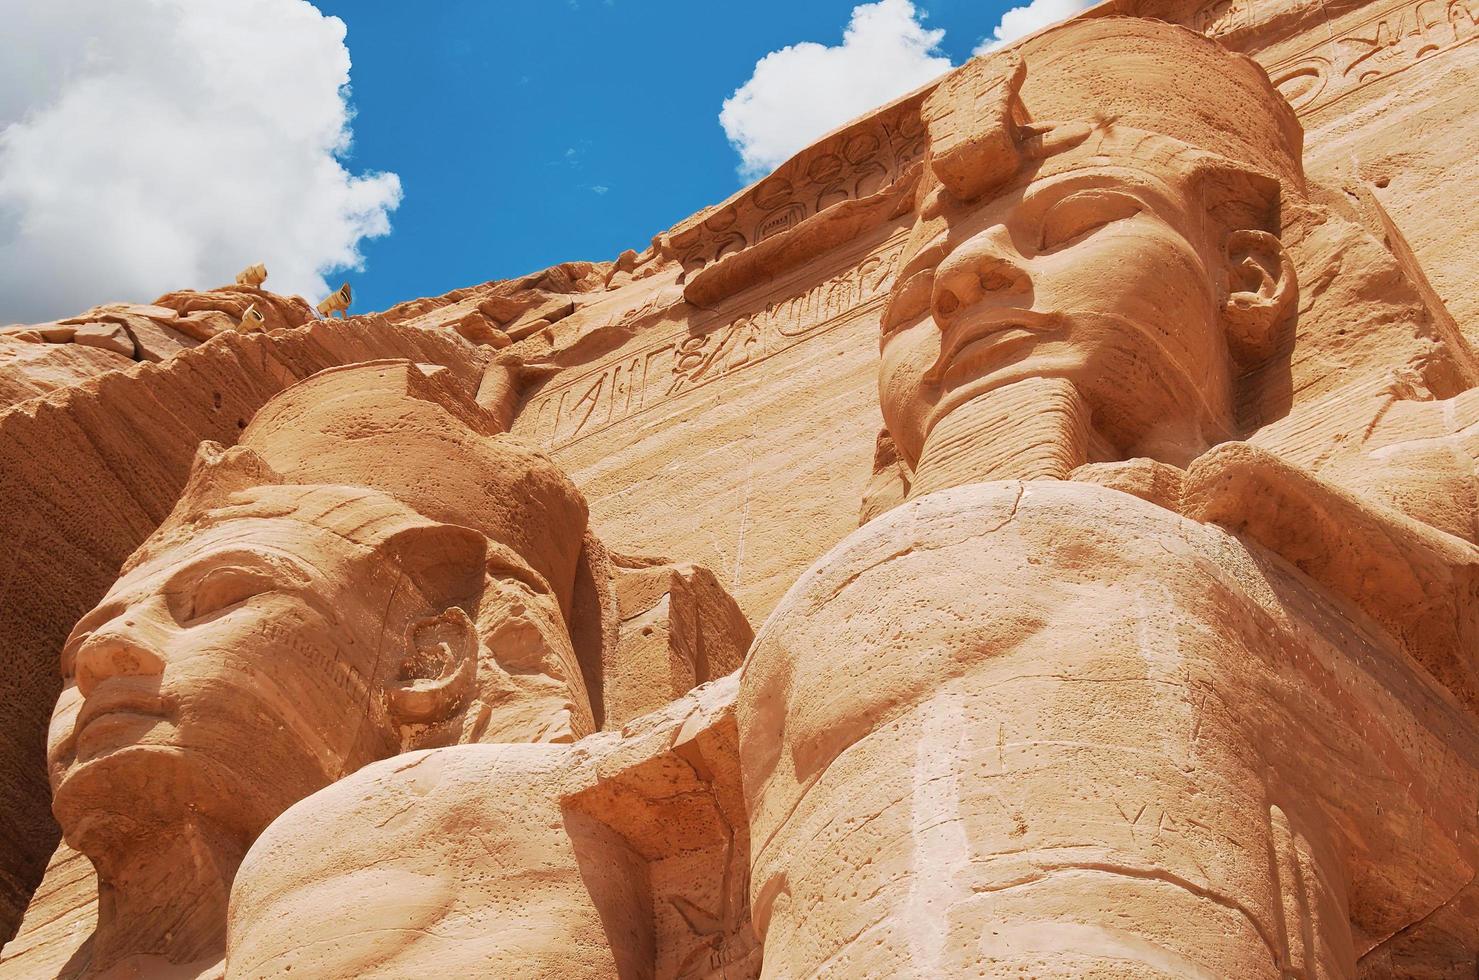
[0,6,1476,979]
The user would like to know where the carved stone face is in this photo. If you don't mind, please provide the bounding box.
[47,517,399,852]
[879,154,1238,469]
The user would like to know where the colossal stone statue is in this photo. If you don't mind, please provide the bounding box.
[868,17,1305,499]
[3,3,1477,976]
[42,360,749,977]
[737,17,1479,978]
[50,463,492,977]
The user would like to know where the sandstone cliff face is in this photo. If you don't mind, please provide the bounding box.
[0,0,1475,975]
[0,287,318,412]
[0,339,133,408]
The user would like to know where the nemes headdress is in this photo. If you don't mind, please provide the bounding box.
[143,361,589,614]
[904,16,1305,261]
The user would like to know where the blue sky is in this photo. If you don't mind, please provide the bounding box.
[309,0,1032,312]
[0,0,1084,322]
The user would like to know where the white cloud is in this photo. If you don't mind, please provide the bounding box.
[719,0,951,181]
[973,0,1094,52]
[0,0,401,324]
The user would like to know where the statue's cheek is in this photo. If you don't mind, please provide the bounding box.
[46,686,83,777]
[880,321,942,461]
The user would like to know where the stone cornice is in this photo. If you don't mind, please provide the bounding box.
[657,86,934,306]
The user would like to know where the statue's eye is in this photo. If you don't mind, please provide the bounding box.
[187,566,271,621]
[1038,191,1142,252]
[881,269,934,336]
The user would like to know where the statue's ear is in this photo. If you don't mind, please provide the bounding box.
[1222,228,1295,365]
[377,524,487,731]
[388,607,479,730]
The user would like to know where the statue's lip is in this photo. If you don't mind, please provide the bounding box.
[76,688,165,738]
[926,307,1062,385]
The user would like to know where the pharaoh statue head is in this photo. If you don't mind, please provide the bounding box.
[44,361,597,966]
[874,18,1305,502]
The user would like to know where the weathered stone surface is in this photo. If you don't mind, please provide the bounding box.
[733,17,1476,975]
[227,677,752,979]
[739,480,1478,976]
[67,324,134,359]
[0,287,321,412]
[1,0,1476,974]
[151,286,314,335]
[602,556,753,727]
[0,338,133,408]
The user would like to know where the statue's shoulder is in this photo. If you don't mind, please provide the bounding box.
[778,477,1215,616]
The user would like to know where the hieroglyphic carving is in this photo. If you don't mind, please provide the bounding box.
[662,98,927,278]
[1270,0,1477,113]
[1192,0,1258,36]
[523,238,907,450]
[667,250,898,398]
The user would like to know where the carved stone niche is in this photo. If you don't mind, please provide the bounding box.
[590,549,754,729]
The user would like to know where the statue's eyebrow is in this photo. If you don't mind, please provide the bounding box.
[896,169,1158,287]
[1018,168,1158,213]
[1016,172,1096,213]
[894,239,950,284]
[68,598,127,640]
[160,547,314,599]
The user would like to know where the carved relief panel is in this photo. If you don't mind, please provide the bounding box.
[520,236,907,451]
[661,99,928,279]
[1269,0,1476,113]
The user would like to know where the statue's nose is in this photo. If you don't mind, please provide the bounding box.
[73,621,166,698]
[931,225,1030,325]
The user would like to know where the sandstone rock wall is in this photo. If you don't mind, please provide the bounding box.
[0,287,318,412]
[0,0,1474,960]
[512,223,911,622]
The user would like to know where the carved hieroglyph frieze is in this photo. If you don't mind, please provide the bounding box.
[661,99,927,278]
[1269,0,1477,113]
[521,236,907,451]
